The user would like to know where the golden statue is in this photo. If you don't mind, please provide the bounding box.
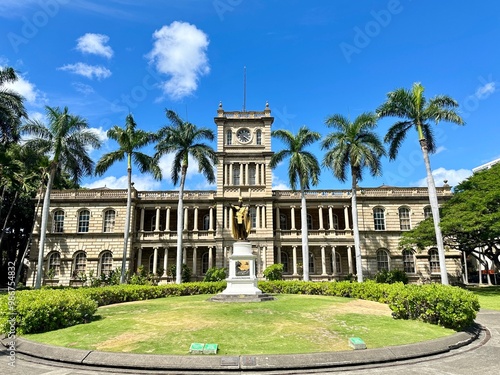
[231,197,252,240]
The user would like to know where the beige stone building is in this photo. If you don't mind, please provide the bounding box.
[26,103,462,286]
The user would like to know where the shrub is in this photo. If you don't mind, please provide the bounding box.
[0,289,97,335]
[168,264,192,283]
[203,267,227,282]
[374,269,409,284]
[263,264,284,281]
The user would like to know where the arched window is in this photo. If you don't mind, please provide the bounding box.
[424,206,432,219]
[281,251,289,273]
[202,252,210,274]
[280,214,288,230]
[256,129,262,145]
[332,214,339,230]
[373,207,386,230]
[99,251,113,276]
[53,210,64,233]
[47,252,60,277]
[203,214,210,230]
[376,249,390,271]
[429,248,440,273]
[402,249,415,273]
[399,207,411,230]
[307,214,313,230]
[249,207,256,228]
[78,210,90,233]
[332,252,341,274]
[103,209,115,233]
[73,251,87,278]
[226,130,232,145]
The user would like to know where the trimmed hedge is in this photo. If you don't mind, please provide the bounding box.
[0,280,480,334]
[0,289,97,335]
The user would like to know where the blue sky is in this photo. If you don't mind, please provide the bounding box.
[1,0,499,191]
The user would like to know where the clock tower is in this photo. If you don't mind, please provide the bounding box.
[214,101,275,272]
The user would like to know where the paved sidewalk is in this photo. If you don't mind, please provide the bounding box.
[1,312,491,374]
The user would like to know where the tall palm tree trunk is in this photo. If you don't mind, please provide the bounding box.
[35,165,57,289]
[420,139,449,285]
[351,169,363,282]
[300,188,309,281]
[120,164,132,284]
[176,166,187,284]
[0,190,17,250]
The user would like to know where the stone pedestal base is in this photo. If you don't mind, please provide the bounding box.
[208,241,274,303]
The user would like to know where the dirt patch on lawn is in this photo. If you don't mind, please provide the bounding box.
[333,299,392,316]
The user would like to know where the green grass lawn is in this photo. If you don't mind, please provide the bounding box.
[468,286,500,310]
[23,294,455,355]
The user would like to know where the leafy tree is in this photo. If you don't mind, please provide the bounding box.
[0,67,27,145]
[321,113,385,282]
[155,110,218,284]
[21,106,101,289]
[270,126,321,281]
[377,82,464,285]
[95,114,161,284]
[401,163,500,271]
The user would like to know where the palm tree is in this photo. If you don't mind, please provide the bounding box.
[21,106,102,289]
[95,114,161,283]
[269,126,321,281]
[321,113,386,282]
[155,110,218,284]
[0,67,27,145]
[376,82,465,285]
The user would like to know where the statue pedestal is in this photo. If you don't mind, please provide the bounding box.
[209,241,274,302]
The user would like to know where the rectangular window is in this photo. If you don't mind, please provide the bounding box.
[53,210,64,233]
[103,210,115,232]
[403,250,415,273]
[248,165,256,185]
[373,208,385,230]
[226,130,232,145]
[233,167,240,185]
[399,208,411,230]
[78,210,90,233]
[429,250,440,273]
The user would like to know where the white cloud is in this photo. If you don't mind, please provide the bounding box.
[147,21,210,100]
[76,33,113,59]
[58,63,111,80]
[434,146,446,155]
[72,82,95,95]
[272,172,289,190]
[413,167,472,188]
[89,126,108,143]
[158,153,202,184]
[84,174,161,191]
[1,73,45,105]
[475,82,496,99]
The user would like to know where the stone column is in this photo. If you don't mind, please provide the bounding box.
[347,246,353,274]
[262,206,266,228]
[291,206,296,230]
[344,205,351,230]
[261,164,265,185]
[192,247,197,276]
[137,247,142,271]
[163,248,168,276]
[239,164,243,184]
[155,207,161,232]
[166,207,171,231]
[256,206,261,228]
[193,207,199,231]
[318,206,324,230]
[255,164,260,185]
[182,247,187,265]
[153,247,158,275]
[223,246,228,268]
[208,247,213,269]
[209,206,214,231]
[183,207,188,231]
[276,207,281,229]
[262,246,267,273]
[229,163,233,186]
[140,208,145,231]
[331,246,337,276]
[328,206,334,230]
[321,246,327,275]
[244,163,249,185]
[292,246,298,275]
[229,207,234,229]
[276,246,282,264]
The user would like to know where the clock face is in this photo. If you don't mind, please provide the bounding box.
[236,128,251,143]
